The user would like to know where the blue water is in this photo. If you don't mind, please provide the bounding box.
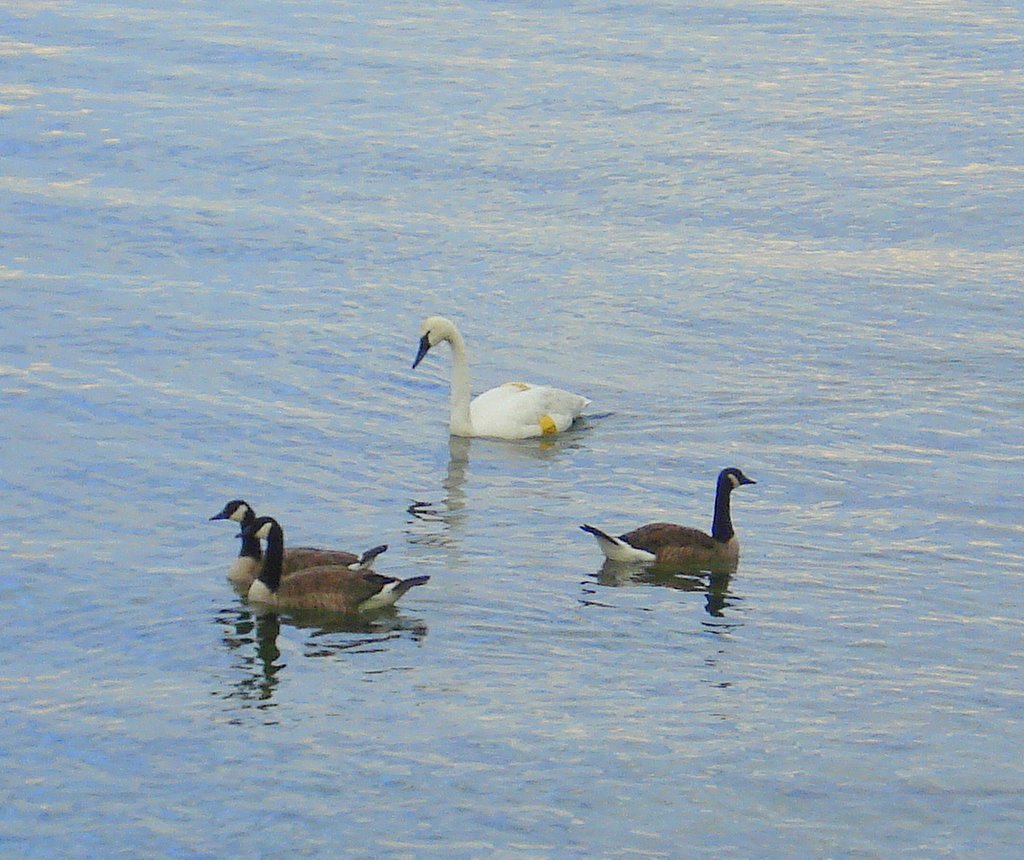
[2,2,1022,857]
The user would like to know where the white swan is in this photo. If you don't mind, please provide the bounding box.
[412,315,590,439]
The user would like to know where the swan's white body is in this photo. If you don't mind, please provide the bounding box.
[414,315,590,440]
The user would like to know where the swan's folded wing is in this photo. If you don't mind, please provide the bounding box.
[470,382,589,437]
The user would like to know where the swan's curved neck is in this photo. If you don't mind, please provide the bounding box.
[256,525,284,592]
[711,482,735,543]
[446,330,474,436]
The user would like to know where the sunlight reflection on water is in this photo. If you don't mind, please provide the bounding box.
[2,1,1022,857]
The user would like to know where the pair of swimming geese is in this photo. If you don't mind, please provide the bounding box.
[211,315,756,613]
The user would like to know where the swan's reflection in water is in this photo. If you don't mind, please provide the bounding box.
[214,605,428,721]
[406,435,471,550]
[581,559,741,622]
[406,429,592,551]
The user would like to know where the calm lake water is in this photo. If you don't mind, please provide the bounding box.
[2,1,1022,857]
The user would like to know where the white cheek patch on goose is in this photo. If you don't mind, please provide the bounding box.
[229,505,250,523]
[728,473,740,488]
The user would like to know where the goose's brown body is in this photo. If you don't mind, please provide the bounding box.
[618,522,737,568]
[210,500,386,591]
[245,516,428,614]
[249,564,428,612]
[582,468,755,571]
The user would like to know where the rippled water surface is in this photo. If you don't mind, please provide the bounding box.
[2,1,1022,857]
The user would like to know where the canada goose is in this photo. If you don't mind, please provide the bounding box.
[581,467,756,569]
[244,516,430,612]
[412,315,590,439]
[209,500,387,590]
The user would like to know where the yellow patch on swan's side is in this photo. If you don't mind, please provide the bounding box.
[538,414,558,435]
[505,381,531,391]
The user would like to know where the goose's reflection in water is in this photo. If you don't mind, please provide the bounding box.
[214,605,428,719]
[216,607,283,721]
[582,559,740,621]
[277,606,428,658]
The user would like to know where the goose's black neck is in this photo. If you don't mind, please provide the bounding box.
[237,507,261,560]
[711,479,735,543]
[256,522,285,592]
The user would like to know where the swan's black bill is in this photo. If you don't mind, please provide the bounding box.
[412,333,431,369]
